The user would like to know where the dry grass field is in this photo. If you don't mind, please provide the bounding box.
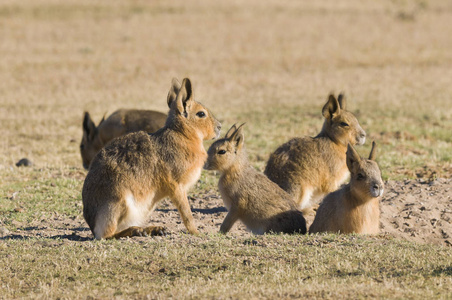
[1,0,451,298]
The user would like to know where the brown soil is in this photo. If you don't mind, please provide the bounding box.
[3,179,451,247]
[379,178,451,246]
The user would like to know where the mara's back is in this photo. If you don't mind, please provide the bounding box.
[219,166,297,217]
[223,167,306,234]
[99,109,167,143]
[86,130,172,187]
[265,136,347,195]
[116,109,167,133]
[80,109,167,170]
[308,188,344,234]
[309,185,380,234]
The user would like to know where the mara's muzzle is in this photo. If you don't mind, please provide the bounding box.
[370,183,384,198]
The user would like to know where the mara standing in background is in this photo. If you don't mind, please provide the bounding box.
[80,109,167,170]
[265,94,366,212]
[205,124,307,235]
[82,78,221,239]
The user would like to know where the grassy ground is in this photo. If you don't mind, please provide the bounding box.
[1,0,451,298]
[2,235,451,299]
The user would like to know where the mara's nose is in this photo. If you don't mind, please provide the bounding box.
[371,183,384,197]
[357,131,366,145]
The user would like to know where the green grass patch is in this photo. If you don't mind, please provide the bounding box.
[0,173,83,228]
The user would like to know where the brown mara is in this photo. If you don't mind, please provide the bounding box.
[309,142,384,234]
[264,94,366,212]
[82,78,221,239]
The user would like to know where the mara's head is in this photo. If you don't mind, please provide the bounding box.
[166,78,221,140]
[321,94,366,147]
[347,142,384,199]
[80,112,104,170]
[204,123,246,172]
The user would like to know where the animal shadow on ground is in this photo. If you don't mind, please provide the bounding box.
[156,207,228,214]
[1,226,92,241]
[432,266,452,276]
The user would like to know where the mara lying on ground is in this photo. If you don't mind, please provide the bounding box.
[309,142,384,234]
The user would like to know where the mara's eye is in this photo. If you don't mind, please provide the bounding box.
[218,150,226,155]
[357,173,365,180]
[196,111,206,118]
[340,122,349,127]
[80,144,85,150]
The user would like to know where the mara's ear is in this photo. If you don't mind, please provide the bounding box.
[167,78,181,108]
[225,124,238,139]
[369,141,377,161]
[83,112,97,141]
[346,143,361,172]
[99,112,107,125]
[174,78,193,116]
[337,93,346,110]
[322,94,341,119]
[230,123,245,151]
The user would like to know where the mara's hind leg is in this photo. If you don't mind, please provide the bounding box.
[267,210,307,235]
[95,213,167,239]
[92,202,166,239]
[110,226,167,239]
[297,185,314,212]
[92,207,120,240]
[287,210,307,234]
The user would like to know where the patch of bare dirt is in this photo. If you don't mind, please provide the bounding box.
[2,179,451,247]
[379,178,451,246]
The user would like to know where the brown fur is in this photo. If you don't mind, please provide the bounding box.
[205,124,306,235]
[264,94,366,211]
[81,109,167,170]
[82,78,221,239]
[309,142,384,234]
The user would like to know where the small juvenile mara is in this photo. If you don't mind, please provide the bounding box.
[309,142,384,234]
[264,94,366,211]
[81,109,167,170]
[82,78,221,239]
[205,124,307,235]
